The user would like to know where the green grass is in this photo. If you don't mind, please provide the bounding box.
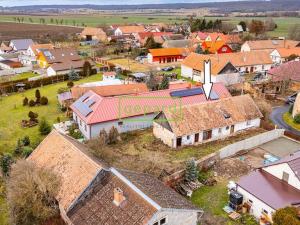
[0,72,38,83]
[0,74,102,154]
[0,15,298,37]
[192,180,228,216]
[283,112,300,131]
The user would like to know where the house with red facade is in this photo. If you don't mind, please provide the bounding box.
[147,48,189,64]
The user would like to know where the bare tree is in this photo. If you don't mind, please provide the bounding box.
[7,160,61,225]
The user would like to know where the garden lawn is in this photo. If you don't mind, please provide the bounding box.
[283,112,300,131]
[0,72,37,83]
[0,74,102,154]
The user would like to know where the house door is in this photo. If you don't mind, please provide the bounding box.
[203,130,212,141]
[195,133,199,142]
[176,137,182,147]
[250,67,254,73]
[230,125,235,134]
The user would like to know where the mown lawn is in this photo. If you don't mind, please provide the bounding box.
[283,112,300,131]
[0,74,102,154]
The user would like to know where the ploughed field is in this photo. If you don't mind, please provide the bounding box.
[0,22,82,41]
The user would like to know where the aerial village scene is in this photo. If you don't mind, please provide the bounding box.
[0,0,300,224]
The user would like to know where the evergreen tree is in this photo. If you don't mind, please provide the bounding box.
[14,139,23,156]
[146,72,159,91]
[68,67,80,81]
[195,44,203,54]
[22,136,30,146]
[239,21,247,32]
[0,153,13,176]
[144,36,162,49]
[185,158,199,182]
[82,61,92,77]
[23,97,29,106]
[39,118,52,135]
[99,129,108,146]
[35,89,41,104]
[159,76,169,90]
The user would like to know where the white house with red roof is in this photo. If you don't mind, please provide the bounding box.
[237,151,300,223]
[70,83,231,139]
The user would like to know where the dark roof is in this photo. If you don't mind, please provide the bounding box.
[10,39,34,50]
[268,61,300,82]
[118,169,199,210]
[67,171,157,225]
[238,169,300,210]
[264,151,300,181]
[41,48,81,64]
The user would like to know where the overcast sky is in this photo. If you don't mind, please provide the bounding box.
[0,0,251,7]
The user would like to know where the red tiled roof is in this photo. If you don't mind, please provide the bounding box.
[238,169,300,210]
[268,61,300,82]
[70,83,231,125]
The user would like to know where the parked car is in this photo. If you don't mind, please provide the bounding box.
[162,67,174,72]
[286,93,298,105]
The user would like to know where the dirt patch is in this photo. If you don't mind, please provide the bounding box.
[214,158,251,179]
[0,22,82,42]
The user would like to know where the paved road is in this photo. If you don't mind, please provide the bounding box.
[270,105,300,136]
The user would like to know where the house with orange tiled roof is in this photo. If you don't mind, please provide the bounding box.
[114,25,145,36]
[181,52,240,85]
[241,40,300,52]
[28,129,202,225]
[80,27,108,42]
[147,48,189,64]
[201,33,233,54]
[270,47,300,64]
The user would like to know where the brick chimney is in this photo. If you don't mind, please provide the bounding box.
[113,188,126,206]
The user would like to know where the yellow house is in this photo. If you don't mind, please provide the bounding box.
[37,51,49,68]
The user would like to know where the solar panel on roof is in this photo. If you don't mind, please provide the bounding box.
[73,101,93,117]
[210,90,219,100]
[170,88,203,97]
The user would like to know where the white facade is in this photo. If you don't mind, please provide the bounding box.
[73,112,157,140]
[181,64,241,85]
[237,186,275,221]
[147,209,199,225]
[236,64,272,74]
[154,118,261,148]
[114,28,123,36]
[241,42,251,52]
[147,53,154,64]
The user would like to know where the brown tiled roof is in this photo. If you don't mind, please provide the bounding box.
[162,94,262,137]
[50,60,86,72]
[183,51,272,72]
[81,27,107,41]
[0,60,22,68]
[245,40,300,50]
[118,25,145,34]
[268,61,300,82]
[40,48,81,64]
[182,52,234,74]
[237,169,300,210]
[71,83,148,99]
[118,169,199,210]
[67,171,158,225]
[27,130,105,211]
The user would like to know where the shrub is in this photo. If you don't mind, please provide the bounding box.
[294,114,300,124]
[67,81,74,88]
[29,99,36,107]
[39,118,52,135]
[68,68,80,81]
[57,87,69,94]
[35,89,41,104]
[40,96,49,105]
[23,97,28,106]
[185,158,199,182]
[69,124,83,139]
[108,126,119,144]
[0,153,13,176]
[22,146,33,158]
[28,111,38,122]
[14,139,24,156]
[22,136,30,146]
[273,207,300,225]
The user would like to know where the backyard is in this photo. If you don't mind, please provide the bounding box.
[0,72,38,83]
[0,73,102,154]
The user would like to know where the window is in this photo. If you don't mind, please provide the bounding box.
[263,209,268,215]
[118,121,123,126]
[79,120,82,126]
[226,126,230,130]
[153,222,158,225]
[282,171,289,182]
[218,128,222,134]
[248,199,253,204]
[187,135,190,140]
[84,125,87,132]
[246,120,251,126]
[160,217,166,225]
